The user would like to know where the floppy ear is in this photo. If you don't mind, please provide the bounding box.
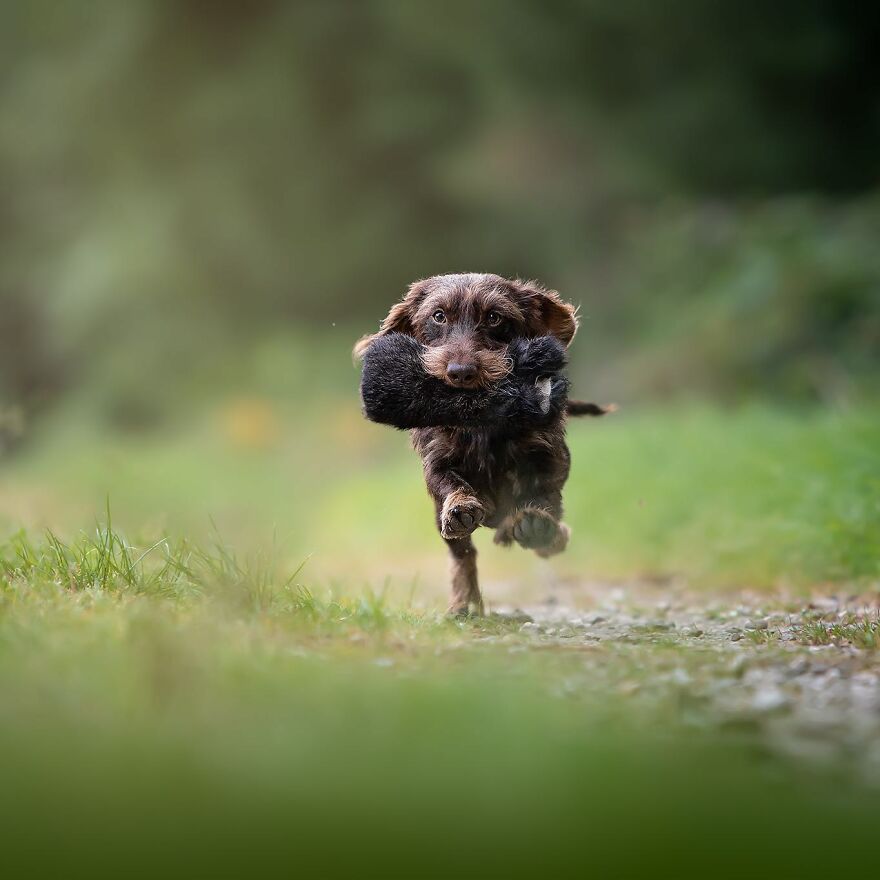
[353,280,429,360]
[513,280,579,347]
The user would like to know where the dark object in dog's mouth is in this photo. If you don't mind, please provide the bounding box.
[535,375,552,414]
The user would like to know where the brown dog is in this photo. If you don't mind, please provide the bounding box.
[356,273,608,615]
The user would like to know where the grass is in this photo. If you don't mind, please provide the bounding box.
[736,610,880,649]
[2,523,880,878]
[5,384,879,595]
[565,404,880,586]
[793,614,880,649]
[2,357,879,874]
[0,517,426,630]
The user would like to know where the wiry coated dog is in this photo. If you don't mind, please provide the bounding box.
[355,273,610,615]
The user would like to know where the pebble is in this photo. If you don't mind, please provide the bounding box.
[671,668,692,686]
[752,687,790,714]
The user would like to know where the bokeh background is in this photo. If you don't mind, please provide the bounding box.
[2,0,879,602]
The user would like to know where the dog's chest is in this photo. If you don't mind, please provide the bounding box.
[421,426,552,492]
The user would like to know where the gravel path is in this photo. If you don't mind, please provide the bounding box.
[484,589,880,779]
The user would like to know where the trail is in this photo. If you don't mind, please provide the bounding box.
[480,588,880,777]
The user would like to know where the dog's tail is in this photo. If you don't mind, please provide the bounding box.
[566,400,618,417]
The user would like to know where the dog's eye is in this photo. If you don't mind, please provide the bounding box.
[486,311,502,327]
[432,310,446,324]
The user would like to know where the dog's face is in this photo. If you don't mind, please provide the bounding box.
[356,273,578,389]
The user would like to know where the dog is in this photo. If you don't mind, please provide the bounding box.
[355,273,610,615]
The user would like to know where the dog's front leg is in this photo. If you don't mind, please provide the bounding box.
[425,465,486,541]
[443,534,483,617]
[428,473,487,616]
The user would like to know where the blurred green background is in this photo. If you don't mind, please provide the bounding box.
[2,0,879,597]
[3,5,880,873]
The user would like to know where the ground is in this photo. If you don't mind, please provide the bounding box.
[1,395,878,876]
[2,525,879,877]
[492,587,880,776]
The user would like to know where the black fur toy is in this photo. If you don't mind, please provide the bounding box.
[360,333,570,431]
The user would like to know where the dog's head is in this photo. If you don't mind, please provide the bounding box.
[354,273,578,389]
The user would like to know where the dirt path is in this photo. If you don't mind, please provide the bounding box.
[482,588,880,778]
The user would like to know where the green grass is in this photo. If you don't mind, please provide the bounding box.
[564,404,880,586]
[793,615,880,649]
[6,392,879,595]
[2,525,880,878]
[0,516,425,629]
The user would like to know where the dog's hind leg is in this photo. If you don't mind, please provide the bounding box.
[444,535,483,617]
[495,488,570,558]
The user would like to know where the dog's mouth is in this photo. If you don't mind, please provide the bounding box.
[421,346,513,389]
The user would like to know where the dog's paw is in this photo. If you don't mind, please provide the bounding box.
[441,494,484,539]
[512,507,558,548]
[535,521,571,558]
[511,507,563,551]
[447,597,485,618]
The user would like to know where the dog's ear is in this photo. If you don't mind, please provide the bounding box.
[353,279,430,360]
[511,279,578,347]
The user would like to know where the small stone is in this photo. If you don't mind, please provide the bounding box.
[751,687,789,713]
[493,608,534,625]
[787,659,811,677]
[671,668,692,686]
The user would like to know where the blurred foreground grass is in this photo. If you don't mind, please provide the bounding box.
[2,525,879,878]
[3,369,875,878]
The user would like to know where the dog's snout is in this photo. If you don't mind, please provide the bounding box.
[446,362,478,385]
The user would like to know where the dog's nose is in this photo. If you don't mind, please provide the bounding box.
[446,362,478,385]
